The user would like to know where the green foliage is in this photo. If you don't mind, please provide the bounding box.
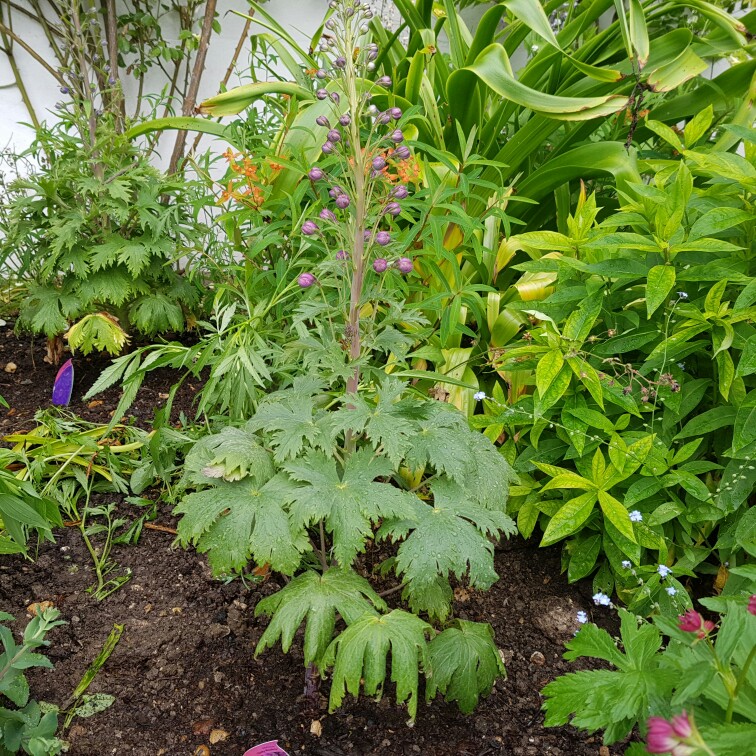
[543,583,756,748]
[0,117,204,355]
[478,125,756,609]
[426,620,506,714]
[0,609,65,755]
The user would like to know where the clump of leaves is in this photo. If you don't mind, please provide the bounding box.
[175,378,514,719]
[543,576,756,750]
[476,114,756,612]
[0,114,204,362]
[0,608,65,755]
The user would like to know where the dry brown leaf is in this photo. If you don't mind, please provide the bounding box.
[310,720,323,737]
[27,601,54,616]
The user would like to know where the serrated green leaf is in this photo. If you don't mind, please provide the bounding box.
[174,473,307,575]
[255,568,386,667]
[323,609,432,721]
[426,620,505,714]
[286,449,418,566]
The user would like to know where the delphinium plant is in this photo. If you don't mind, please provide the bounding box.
[173,0,516,721]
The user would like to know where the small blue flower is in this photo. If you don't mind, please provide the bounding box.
[621,560,632,569]
[666,586,677,596]
[592,592,611,606]
[576,610,588,624]
[657,564,673,579]
[677,291,689,300]
[629,510,643,522]
[473,391,486,401]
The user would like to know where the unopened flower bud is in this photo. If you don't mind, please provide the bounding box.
[389,107,402,120]
[384,201,401,216]
[376,231,391,246]
[335,193,350,209]
[392,145,410,160]
[302,220,319,235]
[321,142,335,154]
[316,89,329,100]
[320,208,336,221]
[396,257,413,274]
[298,272,316,288]
[372,156,387,171]
[375,111,391,125]
[373,258,388,273]
[327,129,342,143]
[367,62,376,71]
[389,129,404,143]
[376,76,392,88]
[330,92,340,104]
[392,185,409,199]
[308,167,324,181]
[316,69,327,79]
[334,56,347,68]
[336,249,349,260]
[339,114,351,126]
[329,185,342,199]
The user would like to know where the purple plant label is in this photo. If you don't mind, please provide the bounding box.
[243,741,289,756]
[52,358,74,406]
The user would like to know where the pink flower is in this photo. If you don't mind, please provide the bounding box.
[646,713,694,755]
[678,610,715,638]
[748,595,756,616]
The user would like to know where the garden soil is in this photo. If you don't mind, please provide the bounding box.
[0,330,632,755]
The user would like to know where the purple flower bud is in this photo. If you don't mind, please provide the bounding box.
[376,76,392,88]
[363,230,372,241]
[339,114,351,126]
[373,258,388,273]
[60,86,69,94]
[325,18,335,29]
[335,194,350,209]
[321,142,335,154]
[393,185,409,199]
[298,272,316,288]
[334,56,347,69]
[316,115,330,127]
[392,145,410,160]
[336,249,349,260]
[375,111,391,125]
[372,156,387,171]
[396,257,413,274]
[389,129,404,143]
[370,169,382,179]
[308,166,324,181]
[384,201,401,216]
[330,92,340,104]
[368,50,378,61]
[320,208,336,221]
[302,220,319,235]
[316,69,327,79]
[327,129,342,143]
[376,231,391,246]
[390,107,402,120]
[316,89,328,100]
[329,185,342,199]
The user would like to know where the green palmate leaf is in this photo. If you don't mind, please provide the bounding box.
[540,492,597,546]
[285,449,418,566]
[248,393,336,462]
[182,425,274,486]
[174,473,308,575]
[646,265,676,317]
[323,609,432,721]
[426,620,505,714]
[255,568,386,667]
[385,478,515,620]
[543,610,675,743]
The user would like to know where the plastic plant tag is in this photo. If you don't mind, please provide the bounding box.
[243,741,289,756]
[52,358,74,406]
